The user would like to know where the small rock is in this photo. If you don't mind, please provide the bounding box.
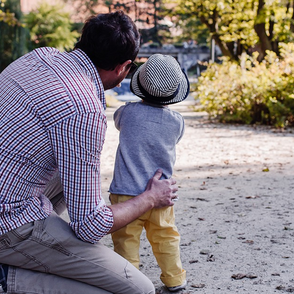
[232,273,247,280]
[232,273,257,280]
[191,283,205,288]
[200,249,210,255]
[207,254,215,262]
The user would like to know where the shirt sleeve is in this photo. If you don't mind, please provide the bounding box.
[48,111,114,243]
[113,104,127,130]
[176,113,185,144]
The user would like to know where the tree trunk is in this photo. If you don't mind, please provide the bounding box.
[213,34,235,60]
[254,0,272,61]
[200,12,235,61]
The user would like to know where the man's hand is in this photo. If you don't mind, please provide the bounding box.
[109,169,178,233]
[145,169,178,208]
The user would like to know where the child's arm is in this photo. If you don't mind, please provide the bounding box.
[177,114,185,143]
[113,105,126,130]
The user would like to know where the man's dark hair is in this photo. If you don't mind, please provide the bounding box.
[75,11,140,70]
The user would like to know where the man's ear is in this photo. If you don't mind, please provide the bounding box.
[115,60,132,75]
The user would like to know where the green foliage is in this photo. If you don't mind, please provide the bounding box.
[169,0,258,57]
[0,0,22,26]
[167,0,294,61]
[194,43,294,127]
[25,2,79,51]
[0,10,20,26]
[173,15,209,44]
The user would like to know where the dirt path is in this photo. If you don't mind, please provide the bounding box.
[100,97,294,294]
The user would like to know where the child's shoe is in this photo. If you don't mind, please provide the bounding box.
[167,280,187,292]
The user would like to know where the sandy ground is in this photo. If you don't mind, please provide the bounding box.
[99,96,294,294]
[1,96,292,294]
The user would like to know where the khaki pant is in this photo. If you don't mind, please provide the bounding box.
[110,194,186,288]
[0,174,155,294]
[0,212,155,294]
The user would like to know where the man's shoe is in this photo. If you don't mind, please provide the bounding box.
[0,264,8,293]
[167,280,187,292]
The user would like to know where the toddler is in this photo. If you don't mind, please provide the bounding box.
[109,54,189,292]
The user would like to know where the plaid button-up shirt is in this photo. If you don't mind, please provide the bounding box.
[0,48,114,243]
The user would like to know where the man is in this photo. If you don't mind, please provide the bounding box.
[0,11,178,294]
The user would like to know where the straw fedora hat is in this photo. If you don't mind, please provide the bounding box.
[130,54,190,105]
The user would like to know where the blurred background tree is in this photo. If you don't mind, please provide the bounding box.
[1,0,294,126]
[25,2,79,51]
[63,0,100,19]
[67,0,171,45]
[2,0,294,68]
[168,0,294,61]
[132,0,170,45]
[0,0,79,71]
[0,0,27,71]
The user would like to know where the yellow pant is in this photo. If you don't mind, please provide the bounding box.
[110,194,186,288]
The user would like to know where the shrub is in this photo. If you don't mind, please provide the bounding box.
[194,43,294,127]
[25,2,79,51]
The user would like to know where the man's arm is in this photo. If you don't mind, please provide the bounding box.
[50,112,177,242]
[49,112,114,243]
[109,169,178,233]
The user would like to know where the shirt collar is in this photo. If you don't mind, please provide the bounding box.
[68,49,106,110]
